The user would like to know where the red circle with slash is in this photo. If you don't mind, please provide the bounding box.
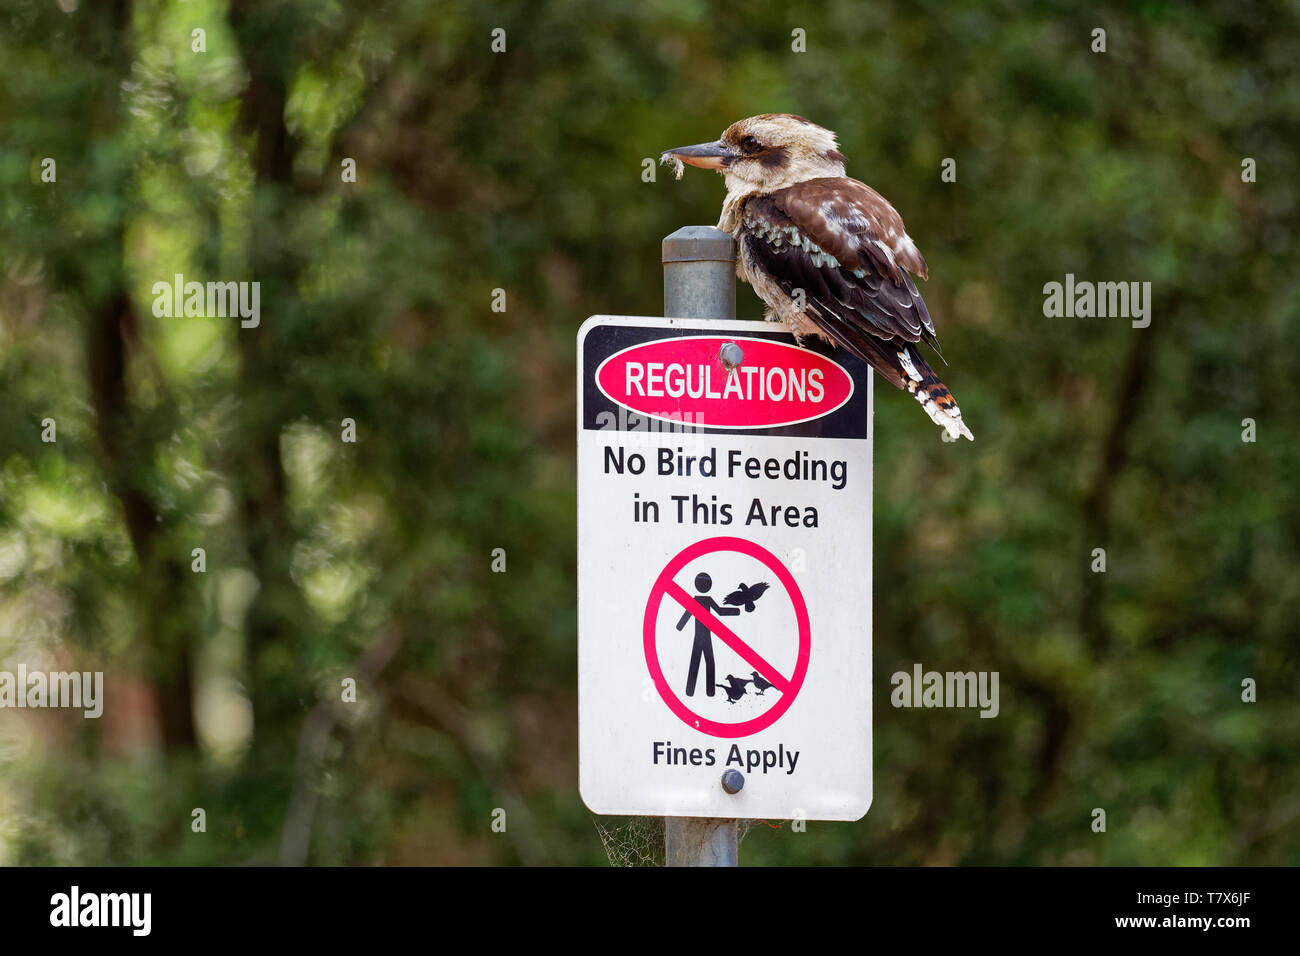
[643,536,810,738]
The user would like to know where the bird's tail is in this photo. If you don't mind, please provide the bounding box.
[894,343,973,441]
[806,312,973,440]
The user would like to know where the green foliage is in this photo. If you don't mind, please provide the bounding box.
[0,0,1297,864]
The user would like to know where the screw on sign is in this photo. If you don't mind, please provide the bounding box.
[644,536,810,738]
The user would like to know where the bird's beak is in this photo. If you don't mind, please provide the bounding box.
[661,140,736,171]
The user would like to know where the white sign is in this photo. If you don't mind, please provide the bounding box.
[578,316,873,821]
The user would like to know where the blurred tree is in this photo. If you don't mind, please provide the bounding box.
[0,0,1296,865]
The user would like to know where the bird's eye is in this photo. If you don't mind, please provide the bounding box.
[739,135,762,154]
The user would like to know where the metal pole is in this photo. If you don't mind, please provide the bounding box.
[665,816,739,867]
[662,224,740,867]
[663,225,737,321]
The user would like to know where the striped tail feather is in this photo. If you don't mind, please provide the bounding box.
[795,303,974,440]
[895,343,973,441]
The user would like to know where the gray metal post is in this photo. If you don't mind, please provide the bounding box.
[663,225,737,321]
[662,224,740,867]
[665,816,739,867]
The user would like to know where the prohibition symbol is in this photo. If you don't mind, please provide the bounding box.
[644,536,811,738]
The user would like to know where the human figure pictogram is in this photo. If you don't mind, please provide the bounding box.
[675,572,740,697]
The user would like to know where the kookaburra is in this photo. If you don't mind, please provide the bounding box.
[663,114,973,440]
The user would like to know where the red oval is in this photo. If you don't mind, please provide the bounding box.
[594,336,853,429]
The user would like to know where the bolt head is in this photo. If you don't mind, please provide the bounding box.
[721,769,745,794]
[719,342,744,370]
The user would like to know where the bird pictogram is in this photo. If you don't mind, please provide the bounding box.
[717,675,751,703]
[724,581,770,613]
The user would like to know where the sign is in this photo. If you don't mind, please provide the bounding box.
[578,316,873,821]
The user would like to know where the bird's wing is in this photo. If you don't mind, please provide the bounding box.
[723,588,746,606]
[750,582,770,599]
[741,178,938,381]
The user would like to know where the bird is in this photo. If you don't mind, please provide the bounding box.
[724,581,770,613]
[749,671,775,695]
[717,675,751,703]
[662,114,973,440]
